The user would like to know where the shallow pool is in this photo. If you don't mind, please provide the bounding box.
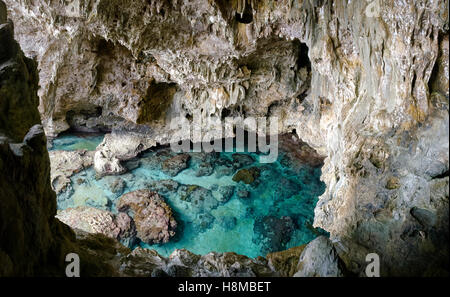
[54,135,327,258]
[49,133,104,151]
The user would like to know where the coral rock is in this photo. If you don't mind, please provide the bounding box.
[117,190,177,244]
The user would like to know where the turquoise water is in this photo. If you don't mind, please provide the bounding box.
[49,133,104,151]
[54,135,327,258]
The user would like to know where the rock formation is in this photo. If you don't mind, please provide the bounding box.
[293,236,344,277]
[1,0,449,276]
[116,190,178,244]
[0,1,292,277]
[56,206,137,248]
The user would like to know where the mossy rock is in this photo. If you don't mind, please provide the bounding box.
[266,245,307,277]
[232,167,260,184]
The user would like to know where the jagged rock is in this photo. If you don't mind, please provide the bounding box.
[93,132,156,176]
[56,206,137,248]
[232,167,260,184]
[267,245,307,277]
[0,6,79,276]
[293,236,344,277]
[0,1,6,23]
[161,153,190,176]
[1,0,449,277]
[410,207,437,229]
[116,190,177,244]
[120,248,277,277]
[279,133,325,169]
[49,150,94,194]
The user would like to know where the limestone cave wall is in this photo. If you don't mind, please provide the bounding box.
[1,0,449,276]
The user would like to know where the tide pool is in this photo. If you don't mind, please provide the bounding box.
[49,133,104,151]
[54,135,327,258]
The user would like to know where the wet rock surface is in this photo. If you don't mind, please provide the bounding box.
[117,190,177,244]
[161,153,191,176]
[232,167,260,184]
[253,216,297,255]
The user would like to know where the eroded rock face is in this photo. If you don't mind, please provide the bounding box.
[293,236,344,277]
[3,0,310,140]
[56,206,137,248]
[0,1,295,277]
[0,4,70,275]
[49,150,94,194]
[3,0,449,276]
[119,248,277,277]
[93,132,156,176]
[116,190,177,244]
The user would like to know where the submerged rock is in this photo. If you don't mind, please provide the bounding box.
[232,153,255,168]
[215,165,235,178]
[117,190,177,244]
[217,216,237,230]
[178,184,219,213]
[237,189,250,198]
[191,152,219,177]
[215,185,235,203]
[410,207,437,229]
[146,179,180,195]
[253,216,296,254]
[232,167,260,185]
[194,213,215,233]
[107,177,126,195]
[195,161,214,177]
[274,177,302,201]
[161,153,190,176]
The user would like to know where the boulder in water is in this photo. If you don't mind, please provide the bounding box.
[161,153,190,176]
[117,190,177,244]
